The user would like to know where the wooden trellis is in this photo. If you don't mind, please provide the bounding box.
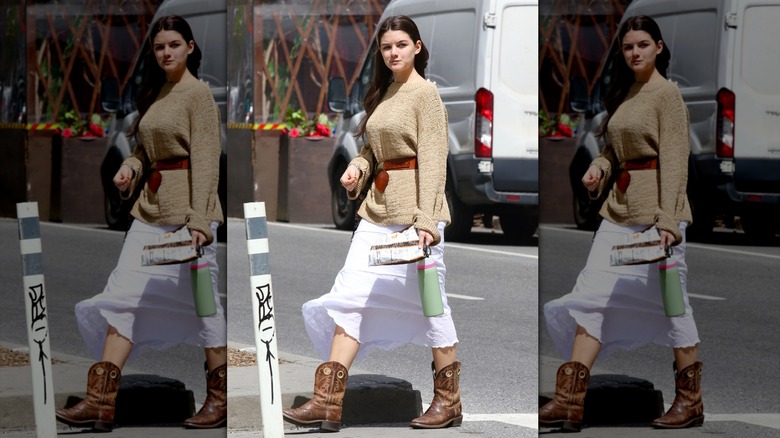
[26,0,161,124]
[539,0,630,117]
[255,0,389,123]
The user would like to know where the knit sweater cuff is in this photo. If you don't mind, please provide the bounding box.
[414,209,441,246]
[588,157,612,200]
[187,211,214,246]
[655,208,682,244]
[347,157,371,200]
[119,157,144,200]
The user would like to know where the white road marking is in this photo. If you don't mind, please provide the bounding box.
[446,293,485,301]
[421,403,537,429]
[263,220,538,258]
[704,413,780,429]
[663,404,779,429]
[687,293,726,301]
[540,225,780,260]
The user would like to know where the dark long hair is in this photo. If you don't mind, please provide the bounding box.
[597,15,670,138]
[355,15,429,139]
[129,15,202,138]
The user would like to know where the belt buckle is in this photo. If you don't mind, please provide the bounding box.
[375,170,389,192]
[616,170,630,193]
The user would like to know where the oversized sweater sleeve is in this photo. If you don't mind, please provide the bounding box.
[655,84,690,244]
[589,138,617,200]
[120,142,149,200]
[413,87,449,245]
[186,86,222,245]
[347,142,376,200]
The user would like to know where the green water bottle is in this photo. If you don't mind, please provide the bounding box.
[190,256,217,317]
[417,257,444,317]
[659,258,685,317]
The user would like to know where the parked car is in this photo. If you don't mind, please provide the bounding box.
[569,0,780,239]
[327,0,539,242]
[100,0,227,240]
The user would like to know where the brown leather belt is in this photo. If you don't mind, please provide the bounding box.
[154,157,190,171]
[617,157,659,193]
[148,158,189,193]
[375,157,418,192]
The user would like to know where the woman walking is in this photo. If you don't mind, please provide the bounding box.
[540,15,702,432]
[55,15,226,431]
[282,15,461,432]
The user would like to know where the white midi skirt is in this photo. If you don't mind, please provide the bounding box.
[544,219,700,361]
[75,219,226,362]
[302,219,459,363]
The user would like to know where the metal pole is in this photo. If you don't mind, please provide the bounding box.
[244,202,284,436]
[16,202,56,437]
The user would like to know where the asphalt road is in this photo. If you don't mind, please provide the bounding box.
[0,218,228,406]
[226,219,539,436]
[538,224,780,436]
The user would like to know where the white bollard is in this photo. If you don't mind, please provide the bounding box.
[16,202,56,437]
[244,202,284,437]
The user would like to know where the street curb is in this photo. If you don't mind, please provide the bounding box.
[0,341,194,431]
[227,343,422,431]
[540,354,665,427]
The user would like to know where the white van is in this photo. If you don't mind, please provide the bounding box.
[100,0,227,236]
[327,0,539,242]
[570,0,780,239]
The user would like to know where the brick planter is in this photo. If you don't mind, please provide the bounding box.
[277,135,334,223]
[539,136,577,225]
[0,129,28,218]
[59,136,107,223]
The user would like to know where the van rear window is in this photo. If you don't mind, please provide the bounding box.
[740,5,780,95]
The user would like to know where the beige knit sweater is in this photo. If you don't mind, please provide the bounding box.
[348,80,451,245]
[121,79,223,244]
[591,77,692,244]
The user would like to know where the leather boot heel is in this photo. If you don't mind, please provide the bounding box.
[410,361,462,429]
[538,361,589,432]
[652,362,704,429]
[320,420,341,432]
[282,361,348,432]
[55,361,121,432]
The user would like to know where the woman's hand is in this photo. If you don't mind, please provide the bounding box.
[417,229,434,250]
[582,164,602,192]
[113,164,133,192]
[340,164,361,192]
[659,229,676,250]
[190,229,207,251]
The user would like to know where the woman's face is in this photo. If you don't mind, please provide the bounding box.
[152,29,194,78]
[621,29,663,78]
[379,29,421,77]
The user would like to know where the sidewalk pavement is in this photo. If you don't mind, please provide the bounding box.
[3,339,753,437]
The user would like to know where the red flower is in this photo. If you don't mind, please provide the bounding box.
[314,122,331,137]
[89,123,104,137]
[289,127,301,138]
[280,127,289,135]
[62,127,74,138]
[557,122,573,137]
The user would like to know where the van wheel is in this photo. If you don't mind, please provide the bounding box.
[444,180,472,242]
[331,161,356,230]
[572,189,601,231]
[740,213,779,240]
[686,197,715,242]
[104,192,129,231]
[500,209,537,244]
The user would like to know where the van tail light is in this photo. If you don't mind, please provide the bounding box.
[475,87,493,158]
[716,87,735,158]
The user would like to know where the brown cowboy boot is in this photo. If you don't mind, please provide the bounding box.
[55,361,122,432]
[182,362,227,428]
[652,361,704,428]
[283,361,348,432]
[410,361,463,429]
[538,361,589,432]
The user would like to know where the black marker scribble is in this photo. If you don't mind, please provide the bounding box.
[256,284,276,404]
[28,284,49,404]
